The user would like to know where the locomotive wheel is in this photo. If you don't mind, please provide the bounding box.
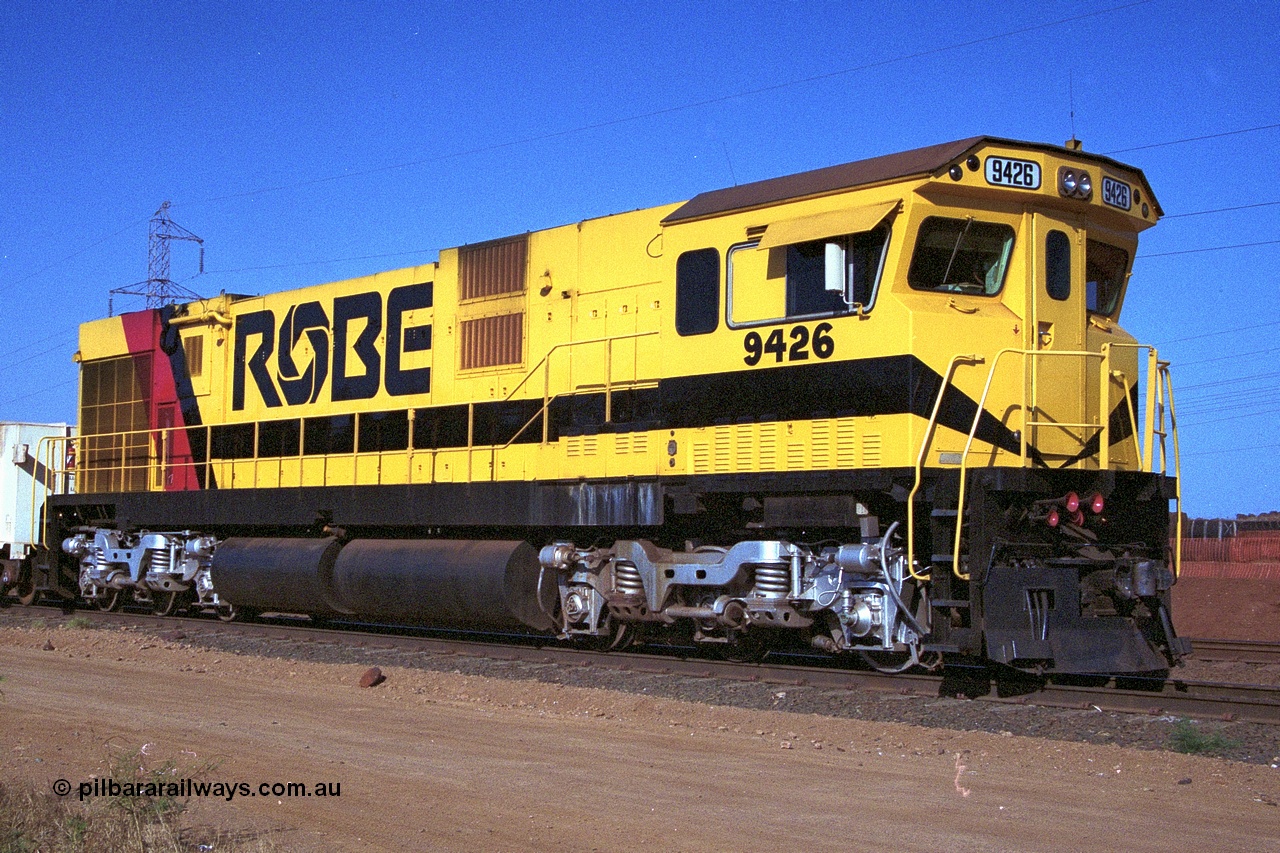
[94,589,122,612]
[858,649,917,673]
[216,602,257,623]
[152,590,187,617]
[605,620,637,651]
[15,577,37,607]
[718,632,768,663]
[572,615,635,651]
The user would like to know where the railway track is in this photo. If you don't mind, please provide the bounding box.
[7,604,1280,726]
[1190,638,1280,665]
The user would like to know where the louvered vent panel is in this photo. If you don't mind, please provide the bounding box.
[714,426,731,473]
[460,313,524,370]
[759,424,778,469]
[184,335,204,378]
[459,235,527,300]
[786,443,805,470]
[836,419,857,468]
[692,441,711,474]
[862,433,882,467]
[811,421,831,468]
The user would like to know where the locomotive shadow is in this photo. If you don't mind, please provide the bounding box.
[937,664,1050,700]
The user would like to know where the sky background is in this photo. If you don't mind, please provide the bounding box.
[1,0,1276,520]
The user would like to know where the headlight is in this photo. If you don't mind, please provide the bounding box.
[1058,167,1093,200]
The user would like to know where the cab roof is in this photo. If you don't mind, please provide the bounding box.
[661,136,1161,224]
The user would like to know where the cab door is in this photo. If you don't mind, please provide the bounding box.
[1027,213,1089,462]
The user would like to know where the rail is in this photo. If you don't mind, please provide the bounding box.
[11,603,1280,726]
[909,344,1180,581]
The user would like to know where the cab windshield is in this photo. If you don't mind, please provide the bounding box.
[907,216,1014,295]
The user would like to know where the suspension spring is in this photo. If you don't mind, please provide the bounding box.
[149,546,173,574]
[614,561,644,595]
[753,563,790,598]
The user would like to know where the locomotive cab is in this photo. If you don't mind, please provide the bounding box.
[888,145,1183,673]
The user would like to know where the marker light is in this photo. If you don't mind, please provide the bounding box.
[1089,493,1105,514]
[1046,509,1060,528]
[1063,492,1080,513]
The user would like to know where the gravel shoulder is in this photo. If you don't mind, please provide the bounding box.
[2,614,1279,852]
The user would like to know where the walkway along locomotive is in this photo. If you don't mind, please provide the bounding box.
[19,137,1191,674]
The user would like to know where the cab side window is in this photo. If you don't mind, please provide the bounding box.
[1046,230,1071,301]
[675,248,720,336]
[1086,240,1129,315]
[727,224,890,327]
[785,226,888,316]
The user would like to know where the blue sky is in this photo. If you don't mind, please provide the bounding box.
[1,0,1276,519]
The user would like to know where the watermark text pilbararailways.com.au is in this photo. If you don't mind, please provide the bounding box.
[52,777,340,802]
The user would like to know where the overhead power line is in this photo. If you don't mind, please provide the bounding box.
[0,215,151,299]
[1182,442,1280,458]
[1175,370,1280,391]
[1159,320,1280,346]
[198,247,439,277]
[1138,238,1280,259]
[1102,122,1280,155]
[1178,405,1280,426]
[0,377,77,409]
[1163,200,1280,219]
[1177,345,1280,367]
[189,0,1158,206]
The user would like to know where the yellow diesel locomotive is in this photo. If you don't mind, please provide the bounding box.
[27,136,1188,674]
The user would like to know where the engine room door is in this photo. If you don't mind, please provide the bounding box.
[1027,212,1088,462]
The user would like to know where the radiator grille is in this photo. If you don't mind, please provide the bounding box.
[459,235,527,300]
[460,313,524,370]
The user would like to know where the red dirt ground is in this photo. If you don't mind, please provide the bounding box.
[1173,574,1280,642]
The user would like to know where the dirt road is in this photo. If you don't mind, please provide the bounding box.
[2,623,1277,852]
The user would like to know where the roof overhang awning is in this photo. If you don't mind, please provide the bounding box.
[756,199,900,250]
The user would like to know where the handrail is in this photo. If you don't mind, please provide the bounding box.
[921,344,1178,582]
[1160,360,1183,577]
[29,435,53,546]
[44,330,666,503]
[906,353,984,581]
[502,330,660,404]
[477,329,662,477]
[494,375,663,453]
[950,347,1106,579]
[29,433,78,548]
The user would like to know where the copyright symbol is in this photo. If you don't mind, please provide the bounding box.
[52,778,71,796]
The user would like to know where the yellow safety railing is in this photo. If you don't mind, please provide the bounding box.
[503,330,660,422]
[909,344,1180,581]
[28,330,666,538]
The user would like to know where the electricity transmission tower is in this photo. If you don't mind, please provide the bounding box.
[110,201,204,312]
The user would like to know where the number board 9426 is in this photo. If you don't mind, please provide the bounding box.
[984,156,1041,190]
[743,322,834,366]
[1101,176,1132,210]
